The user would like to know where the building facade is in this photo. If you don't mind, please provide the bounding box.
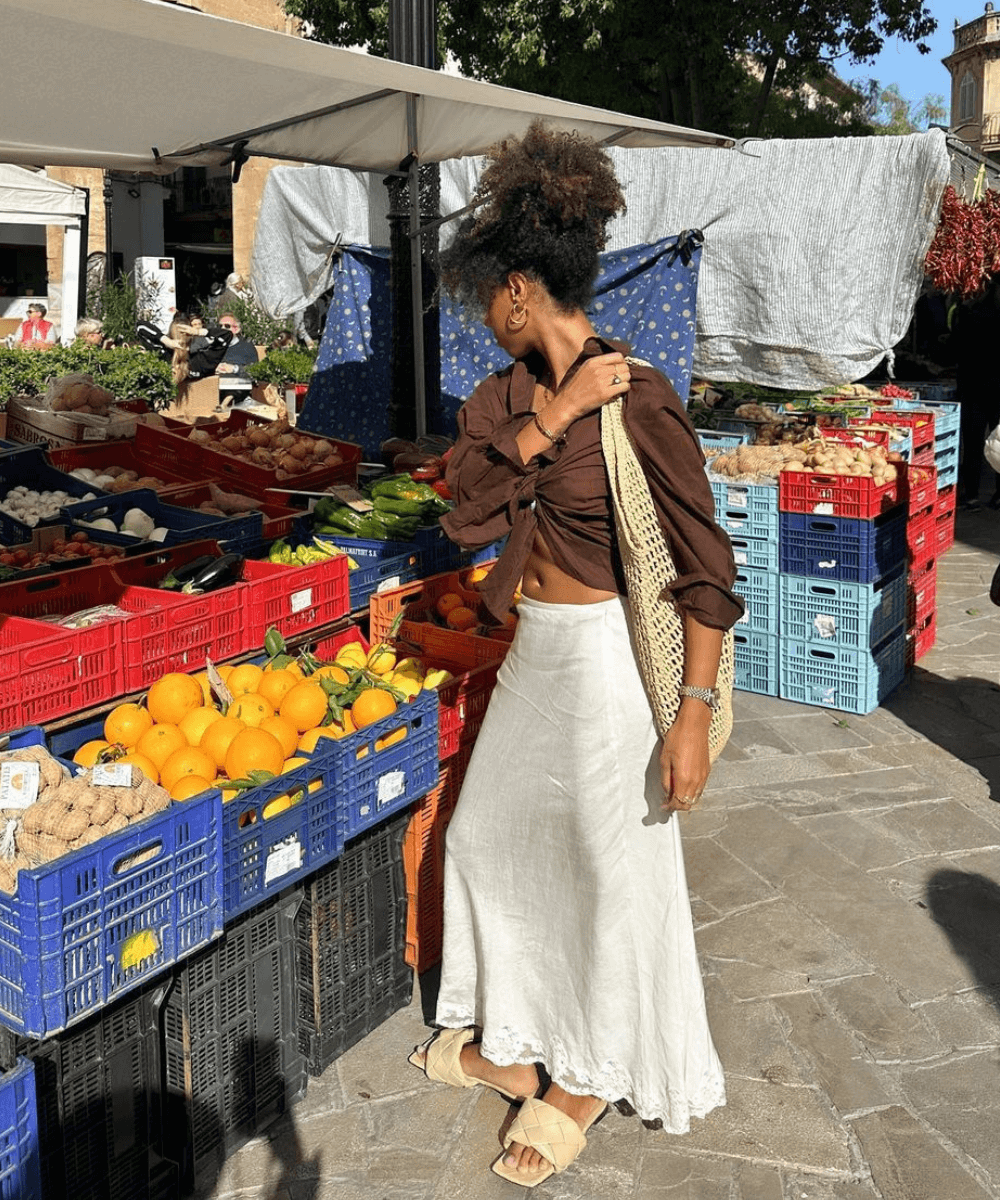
[943,3,1000,156]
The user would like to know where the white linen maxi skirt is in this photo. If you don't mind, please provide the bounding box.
[435,594,726,1129]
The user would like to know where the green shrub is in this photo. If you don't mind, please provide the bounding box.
[0,346,174,410]
[246,346,318,387]
[204,294,290,347]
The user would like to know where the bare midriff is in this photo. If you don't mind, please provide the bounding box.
[520,529,618,605]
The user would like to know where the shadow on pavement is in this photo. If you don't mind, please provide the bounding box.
[925,869,1000,1010]
[882,669,1000,803]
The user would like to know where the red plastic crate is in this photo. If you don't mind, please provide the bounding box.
[859,409,935,455]
[934,507,956,555]
[369,568,516,663]
[403,744,474,973]
[44,440,197,497]
[385,622,502,760]
[778,469,903,519]
[907,508,937,573]
[162,482,301,542]
[907,611,937,666]
[907,561,937,628]
[135,413,361,500]
[935,484,957,519]
[240,555,351,642]
[0,613,114,732]
[903,464,937,516]
[822,426,891,451]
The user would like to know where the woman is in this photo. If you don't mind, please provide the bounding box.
[408,123,744,1187]
[136,313,232,414]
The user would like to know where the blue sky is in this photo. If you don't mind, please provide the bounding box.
[840,0,973,118]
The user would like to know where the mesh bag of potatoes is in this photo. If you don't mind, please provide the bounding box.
[0,745,172,895]
[43,373,116,417]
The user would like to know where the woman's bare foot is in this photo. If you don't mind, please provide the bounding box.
[501,1084,606,1179]
[458,1042,539,1100]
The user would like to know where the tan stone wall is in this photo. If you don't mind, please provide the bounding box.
[188,0,300,37]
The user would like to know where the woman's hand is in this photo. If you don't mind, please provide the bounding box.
[546,352,631,432]
[659,702,712,813]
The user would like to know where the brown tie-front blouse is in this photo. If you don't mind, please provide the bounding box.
[440,336,745,631]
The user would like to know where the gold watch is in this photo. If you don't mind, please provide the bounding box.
[677,685,721,711]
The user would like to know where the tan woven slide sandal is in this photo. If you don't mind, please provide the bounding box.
[491,1095,609,1188]
[408,1028,526,1103]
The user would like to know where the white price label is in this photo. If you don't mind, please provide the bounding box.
[81,426,106,441]
[818,558,837,571]
[813,503,835,516]
[376,770,406,808]
[0,761,39,810]
[727,488,748,509]
[264,834,303,884]
[737,610,749,624]
[93,762,132,786]
[733,550,747,565]
[290,588,313,614]
[376,576,401,593]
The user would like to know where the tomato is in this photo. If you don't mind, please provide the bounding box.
[431,479,452,500]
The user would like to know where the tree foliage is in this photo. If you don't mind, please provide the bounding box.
[862,81,947,134]
[285,0,937,138]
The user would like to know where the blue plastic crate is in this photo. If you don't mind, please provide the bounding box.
[0,441,19,457]
[470,537,507,565]
[0,725,223,1038]
[697,429,750,454]
[892,381,957,403]
[219,750,343,922]
[732,629,779,696]
[778,567,906,650]
[61,487,263,550]
[895,397,960,437]
[0,1060,40,1200]
[729,534,779,572]
[779,509,907,584]
[780,628,906,713]
[717,418,757,438]
[319,535,422,612]
[734,566,779,635]
[933,442,959,491]
[710,477,779,540]
[411,522,469,575]
[326,688,440,841]
[0,446,112,544]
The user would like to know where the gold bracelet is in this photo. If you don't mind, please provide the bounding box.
[533,410,565,445]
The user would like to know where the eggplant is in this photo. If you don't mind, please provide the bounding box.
[159,554,218,590]
[181,552,244,594]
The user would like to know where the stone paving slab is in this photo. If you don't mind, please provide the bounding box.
[208,512,1000,1200]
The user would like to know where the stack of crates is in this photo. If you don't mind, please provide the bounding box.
[700,430,781,697]
[776,452,908,713]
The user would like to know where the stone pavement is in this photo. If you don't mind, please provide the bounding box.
[209,509,1000,1200]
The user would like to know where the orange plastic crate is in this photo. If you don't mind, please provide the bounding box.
[369,567,514,664]
[403,744,474,973]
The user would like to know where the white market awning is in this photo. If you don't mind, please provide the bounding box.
[0,163,87,224]
[0,0,731,174]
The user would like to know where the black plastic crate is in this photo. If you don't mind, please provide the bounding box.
[161,891,307,1194]
[295,812,412,1076]
[18,976,173,1200]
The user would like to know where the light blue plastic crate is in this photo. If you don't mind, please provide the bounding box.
[732,629,779,696]
[0,1059,40,1200]
[778,567,906,650]
[729,533,779,572]
[697,429,749,454]
[709,478,779,540]
[717,418,757,439]
[894,398,960,440]
[779,628,906,714]
[934,443,959,490]
[734,566,779,635]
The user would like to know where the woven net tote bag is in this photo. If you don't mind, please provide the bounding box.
[600,394,734,762]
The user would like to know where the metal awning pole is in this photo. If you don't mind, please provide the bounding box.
[406,94,427,439]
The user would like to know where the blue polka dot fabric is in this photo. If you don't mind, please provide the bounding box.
[300,233,703,457]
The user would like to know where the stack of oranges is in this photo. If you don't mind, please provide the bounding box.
[419,564,517,638]
[72,637,421,803]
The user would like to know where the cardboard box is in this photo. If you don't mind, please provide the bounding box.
[5,396,138,447]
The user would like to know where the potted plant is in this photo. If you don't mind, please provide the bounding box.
[247,346,317,411]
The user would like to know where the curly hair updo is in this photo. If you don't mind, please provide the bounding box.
[440,121,626,315]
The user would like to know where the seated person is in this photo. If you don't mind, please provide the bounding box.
[10,303,57,349]
[215,316,259,377]
[75,317,113,349]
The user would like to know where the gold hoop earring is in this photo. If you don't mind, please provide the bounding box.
[508,302,527,332]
